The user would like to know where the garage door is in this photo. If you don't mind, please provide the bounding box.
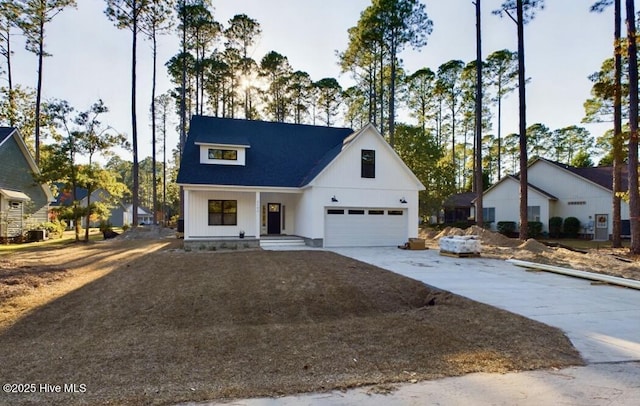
[324,208,408,247]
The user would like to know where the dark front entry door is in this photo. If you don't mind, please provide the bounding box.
[267,203,281,234]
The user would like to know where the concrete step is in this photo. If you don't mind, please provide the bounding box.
[260,238,306,247]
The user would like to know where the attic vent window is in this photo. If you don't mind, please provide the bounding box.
[208,148,237,161]
[361,149,375,178]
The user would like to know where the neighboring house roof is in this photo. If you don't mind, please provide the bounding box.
[177,116,354,188]
[0,127,55,202]
[51,184,90,206]
[124,204,153,216]
[0,188,31,201]
[443,192,476,208]
[537,158,628,192]
[0,127,14,144]
[480,175,558,201]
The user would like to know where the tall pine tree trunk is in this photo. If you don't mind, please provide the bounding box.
[474,0,484,225]
[131,2,139,227]
[34,18,44,164]
[626,0,640,253]
[497,79,503,179]
[612,0,623,247]
[389,35,396,147]
[151,26,158,226]
[517,0,528,240]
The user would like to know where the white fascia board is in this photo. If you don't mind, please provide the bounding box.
[195,141,251,149]
[179,184,303,194]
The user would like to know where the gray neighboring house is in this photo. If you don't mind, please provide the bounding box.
[0,127,54,240]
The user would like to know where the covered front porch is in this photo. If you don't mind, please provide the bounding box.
[182,186,303,249]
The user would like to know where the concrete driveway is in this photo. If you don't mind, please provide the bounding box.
[197,247,640,406]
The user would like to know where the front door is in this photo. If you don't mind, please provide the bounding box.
[595,214,608,240]
[267,203,281,234]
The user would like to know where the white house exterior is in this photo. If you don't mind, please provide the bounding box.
[177,116,425,248]
[482,158,629,239]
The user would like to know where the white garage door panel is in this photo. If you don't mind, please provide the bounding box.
[325,208,408,247]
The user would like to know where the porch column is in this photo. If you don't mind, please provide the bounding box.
[183,189,189,240]
[255,191,261,239]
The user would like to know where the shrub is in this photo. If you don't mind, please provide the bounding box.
[549,217,563,238]
[122,224,130,232]
[497,221,517,236]
[40,220,66,238]
[99,220,113,233]
[563,217,581,238]
[527,221,543,238]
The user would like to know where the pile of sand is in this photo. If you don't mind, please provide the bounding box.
[518,238,551,253]
[427,225,519,248]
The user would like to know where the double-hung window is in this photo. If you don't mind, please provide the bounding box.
[208,200,237,225]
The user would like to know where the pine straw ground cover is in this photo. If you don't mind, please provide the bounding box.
[0,240,582,406]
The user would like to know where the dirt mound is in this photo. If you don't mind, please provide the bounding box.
[429,225,519,248]
[464,225,521,247]
[518,238,551,253]
[434,227,464,239]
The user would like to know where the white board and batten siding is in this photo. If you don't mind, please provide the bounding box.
[306,125,424,247]
[184,189,257,239]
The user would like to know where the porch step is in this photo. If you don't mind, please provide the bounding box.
[260,237,306,248]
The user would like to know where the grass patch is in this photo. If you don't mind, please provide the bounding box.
[0,242,583,405]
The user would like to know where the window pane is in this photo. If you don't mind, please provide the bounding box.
[209,200,222,213]
[348,209,365,215]
[209,213,222,225]
[223,213,237,225]
[223,200,237,214]
[327,209,344,214]
[222,150,237,160]
[527,206,540,221]
[388,210,403,215]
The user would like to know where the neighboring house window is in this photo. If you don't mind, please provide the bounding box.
[361,149,375,178]
[208,148,238,160]
[208,200,237,225]
[483,207,495,223]
[527,206,541,222]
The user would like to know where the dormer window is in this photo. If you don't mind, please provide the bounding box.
[198,142,248,166]
[208,148,237,161]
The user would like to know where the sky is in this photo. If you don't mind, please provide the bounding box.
[6,0,628,163]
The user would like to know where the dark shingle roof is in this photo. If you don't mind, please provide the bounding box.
[0,127,16,144]
[177,116,354,187]
[541,159,628,192]
[443,192,476,208]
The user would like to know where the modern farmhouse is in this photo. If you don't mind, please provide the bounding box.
[176,116,425,248]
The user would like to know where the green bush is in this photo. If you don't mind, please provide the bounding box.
[497,221,517,236]
[549,217,563,238]
[563,217,581,238]
[99,220,113,232]
[40,220,66,238]
[527,221,543,238]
